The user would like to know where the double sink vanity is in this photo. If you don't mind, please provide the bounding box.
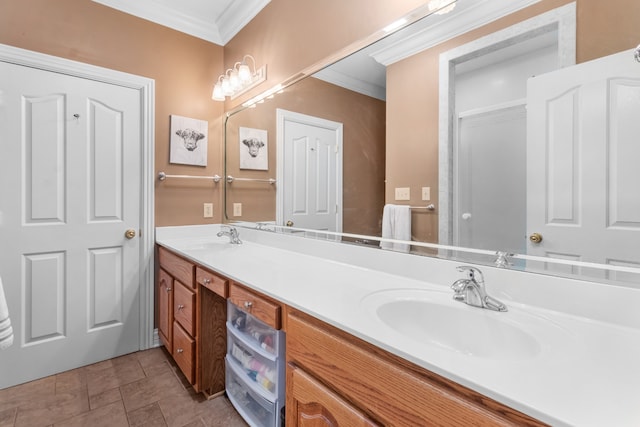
[155,224,640,426]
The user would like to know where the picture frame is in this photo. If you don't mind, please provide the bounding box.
[239,126,268,170]
[169,115,208,166]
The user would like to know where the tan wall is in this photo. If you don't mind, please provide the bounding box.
[0,0,426,229]
[386,0,640,243]
[225,77,386,236]
[0,0,225,226]
[223,0,430,110]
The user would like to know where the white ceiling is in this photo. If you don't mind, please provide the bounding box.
[92,0,271,45]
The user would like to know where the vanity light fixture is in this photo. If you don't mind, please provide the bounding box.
[428,0,456,15]
[211,55,267,101]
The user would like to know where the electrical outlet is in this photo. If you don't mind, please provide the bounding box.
[203,203,213,218]
[395,187,410,201]
[233,203,242,217]
[421,187,431,201]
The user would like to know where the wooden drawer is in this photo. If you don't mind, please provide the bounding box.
[173,321,195,383]
[196,267,228,298]
[174,280,196,336]
[158,246,195,289]
[287,311,545,426]
[229,282,281,329]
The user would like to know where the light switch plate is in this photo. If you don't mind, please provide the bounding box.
[203,203,213,218]
[421,187,431,201]
[233,203,242,217]
[395,187,410,201]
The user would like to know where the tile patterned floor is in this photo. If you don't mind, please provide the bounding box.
[0,347,248,427]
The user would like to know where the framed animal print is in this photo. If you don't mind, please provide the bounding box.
[169,115,208,166]
[239,127,268,170]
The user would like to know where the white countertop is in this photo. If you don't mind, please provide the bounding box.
[156,224,640,427]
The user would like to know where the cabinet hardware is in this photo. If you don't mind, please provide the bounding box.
[244,301,253,309]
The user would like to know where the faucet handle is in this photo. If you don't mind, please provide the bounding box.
[456,265,483,282]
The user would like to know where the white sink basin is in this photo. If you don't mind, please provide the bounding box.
[361,289,565,360]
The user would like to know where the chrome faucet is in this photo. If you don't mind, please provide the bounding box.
[450,266,507,312]
[217,226,242,244]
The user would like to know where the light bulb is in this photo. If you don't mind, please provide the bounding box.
[212,82,225,101]
[221,76,232,95]
[230,69,241,90]
[238,64,252,83]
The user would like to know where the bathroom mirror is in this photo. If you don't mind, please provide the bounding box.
[224,0,640,286]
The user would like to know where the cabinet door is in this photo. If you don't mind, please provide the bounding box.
[174,280,196,336]
[158,268,173,350]
[288,364,380,427]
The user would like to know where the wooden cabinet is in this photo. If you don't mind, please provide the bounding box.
[157,268,173,350]
[196,266,228,398]
[285,309,547,427]
[157,246,227,397]
[288,363,379,427]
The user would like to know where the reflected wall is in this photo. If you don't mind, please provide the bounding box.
[225,77,386,236]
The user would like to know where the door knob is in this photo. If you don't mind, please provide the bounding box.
[529,233,543,244]
[286,220,294,227]
[125,229,136,239]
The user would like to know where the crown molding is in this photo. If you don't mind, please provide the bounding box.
[92,0,270,45]
[371,0,542,66]
[313,68,386,101]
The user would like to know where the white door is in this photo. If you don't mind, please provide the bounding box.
[527,48,640,274]
[277,110,343,232]
[455,103,527,254]
[0,61,142,388]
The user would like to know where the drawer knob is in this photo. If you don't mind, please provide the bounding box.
[203,278,211,284]
[166,287,172,292]
[177,304,184,310]
[177,348,183,353]
[244,301,253,309]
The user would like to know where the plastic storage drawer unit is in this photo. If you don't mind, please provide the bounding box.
[226,299,285,427]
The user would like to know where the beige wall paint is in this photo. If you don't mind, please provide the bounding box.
[386,0,640,243]
[223,0,430,110]
[0,0,225,226]
[225,77,386,236]
[0,0,425,229]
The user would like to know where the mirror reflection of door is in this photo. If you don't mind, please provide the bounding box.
[456,104,526,253]
[527,49,640,277]
[451,28,560,253]
[276,109,343,232]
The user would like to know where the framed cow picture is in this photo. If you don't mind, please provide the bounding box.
[239,127,268,170]
[169,115,208,166]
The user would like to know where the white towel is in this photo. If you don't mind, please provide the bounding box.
[0,276,14,350]
[380,204,411,253]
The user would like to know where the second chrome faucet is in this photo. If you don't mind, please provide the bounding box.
[217,226,242,244]
[451,265,507,312]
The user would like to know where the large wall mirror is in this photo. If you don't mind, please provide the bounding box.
[224,0,640,286]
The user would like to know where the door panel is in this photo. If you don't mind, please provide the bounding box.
[0,60,142,388]
[526,49,640,273]
[280,111,343,232]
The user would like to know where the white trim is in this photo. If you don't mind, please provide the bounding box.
[0,43,156,351]
[313,69,386,101]
[276,109,343,232]
[371,0,544,66]
[438,2,576,245]
[91,0,270,45]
